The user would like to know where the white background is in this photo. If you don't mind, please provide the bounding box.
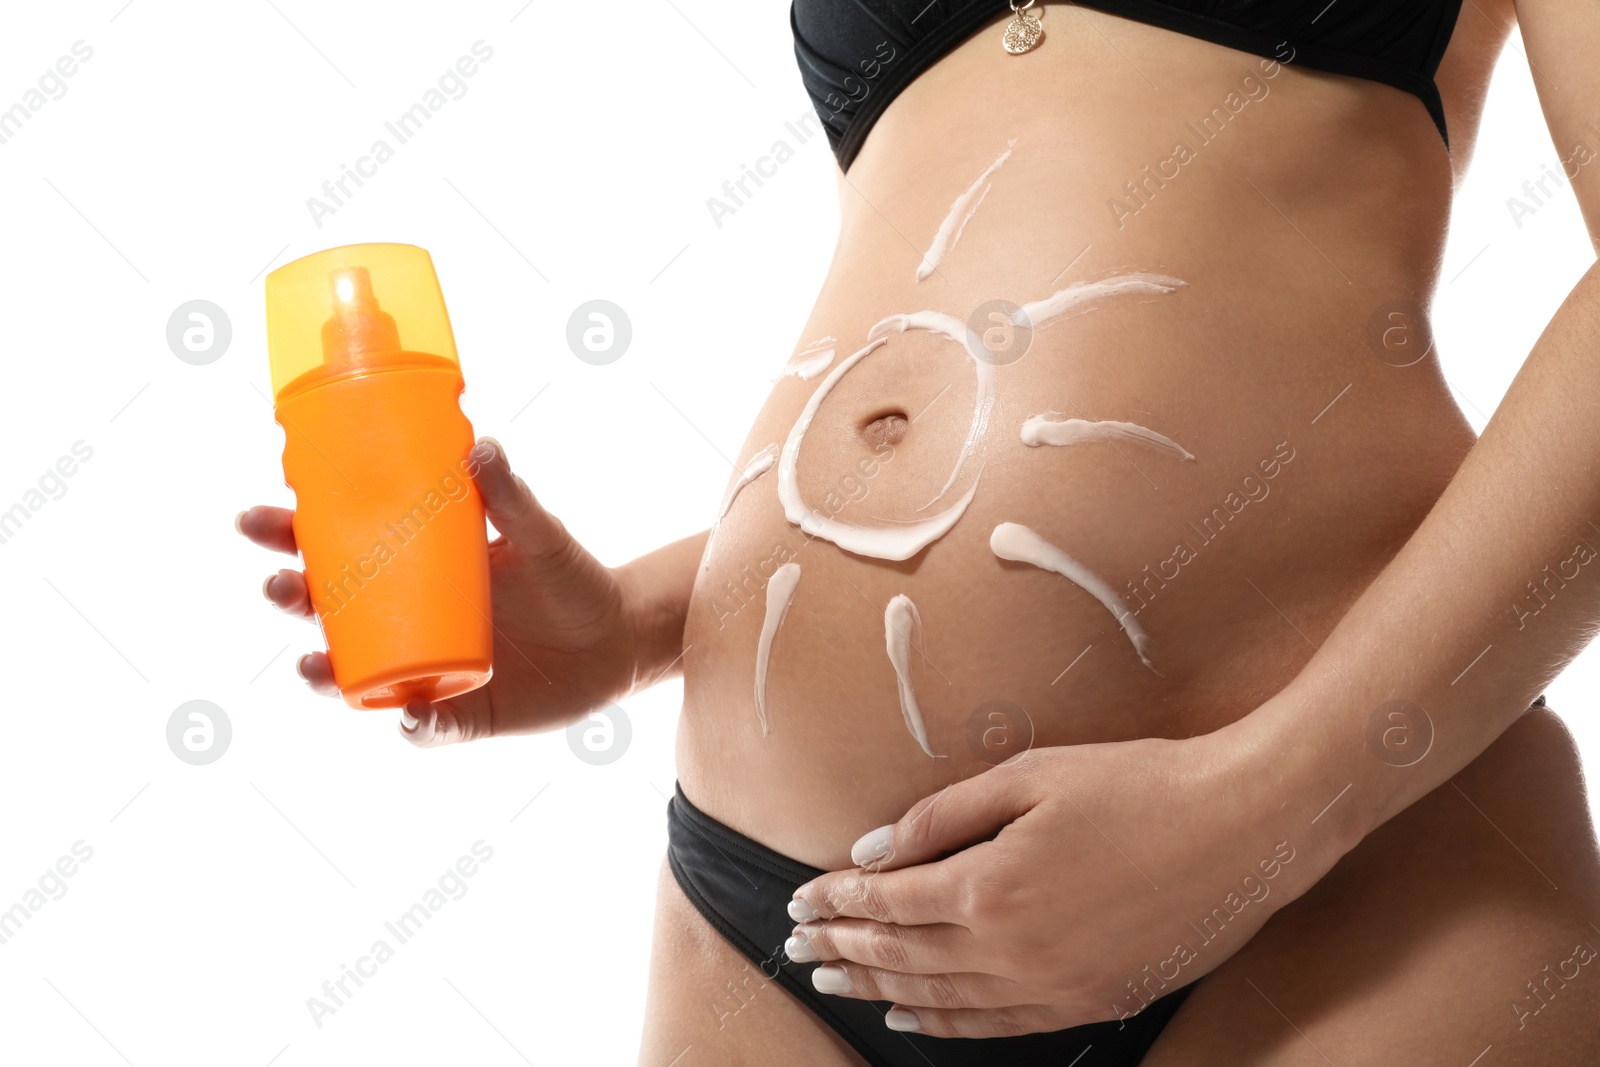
[0,2,1594,1065]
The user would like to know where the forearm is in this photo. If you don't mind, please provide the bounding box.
[1244,259,1600,854]
[616,529,710,690]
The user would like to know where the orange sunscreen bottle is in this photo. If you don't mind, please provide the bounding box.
[265,243,492,709]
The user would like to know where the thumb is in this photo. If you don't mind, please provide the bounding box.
[849,762,1037,871]
[467,437,569,556]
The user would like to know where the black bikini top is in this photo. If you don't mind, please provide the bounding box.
[792,0,1467,170]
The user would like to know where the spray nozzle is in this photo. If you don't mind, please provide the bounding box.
[321,266,402,367]
[267,243,460,399]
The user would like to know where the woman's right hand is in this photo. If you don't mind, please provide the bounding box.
[238,437,675,746]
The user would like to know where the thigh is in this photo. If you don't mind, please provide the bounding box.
[1143,706,1600,1066]
[637,856,865,1067]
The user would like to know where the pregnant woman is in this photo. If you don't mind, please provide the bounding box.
[242,1,1600,1063]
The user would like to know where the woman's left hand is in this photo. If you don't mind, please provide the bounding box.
[785,721,1355,1038]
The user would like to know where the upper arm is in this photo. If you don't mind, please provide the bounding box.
[1514,0,1600,250]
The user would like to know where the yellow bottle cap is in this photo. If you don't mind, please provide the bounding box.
[265,242,460,401]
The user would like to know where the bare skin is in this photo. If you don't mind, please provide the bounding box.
[242,0,1600,1062]
[659,1,1600,1062]
[679,2,1492,875]
[641,708,1600,1066]
[1142,706,1600,1065]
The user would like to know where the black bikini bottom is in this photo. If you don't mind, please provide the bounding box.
[666,783,1190,1067]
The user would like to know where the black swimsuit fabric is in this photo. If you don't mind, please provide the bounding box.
[792,0,1466,169]
[666,783,1192,1066]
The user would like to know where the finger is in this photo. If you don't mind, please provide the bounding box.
[805,963,1020,1011]
[846,759,1039,872]
[466,438,569,556]
[786,919,975,975]
[398,695,492,748]
[296,652,340,697]
[237,506,298,555]
[880,1003,1078,1039]
[790,862,964,926]
[398,699,440,745]
[263,569,315,619]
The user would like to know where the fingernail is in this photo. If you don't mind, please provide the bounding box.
[234,510,247,535]
[400,707,420,731]
[812,965,851,995]
[785,932,818,963]
[885,1007,922,1032]
[262,574,279,601]
[851,824,895,867]
[266,570,298,605]
[788,897,819,922]
[295,655,312,683]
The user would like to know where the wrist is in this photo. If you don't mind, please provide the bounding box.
[613,562,684,694]
[1210,678,1381,873]
[612,531,707,693]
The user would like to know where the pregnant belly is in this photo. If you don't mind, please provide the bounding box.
[678,281,1472,870]
[675,12,1477,869]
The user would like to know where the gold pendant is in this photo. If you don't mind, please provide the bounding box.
[1003,3,1044,54]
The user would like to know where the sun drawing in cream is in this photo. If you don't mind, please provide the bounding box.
[723,145,1190,752]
